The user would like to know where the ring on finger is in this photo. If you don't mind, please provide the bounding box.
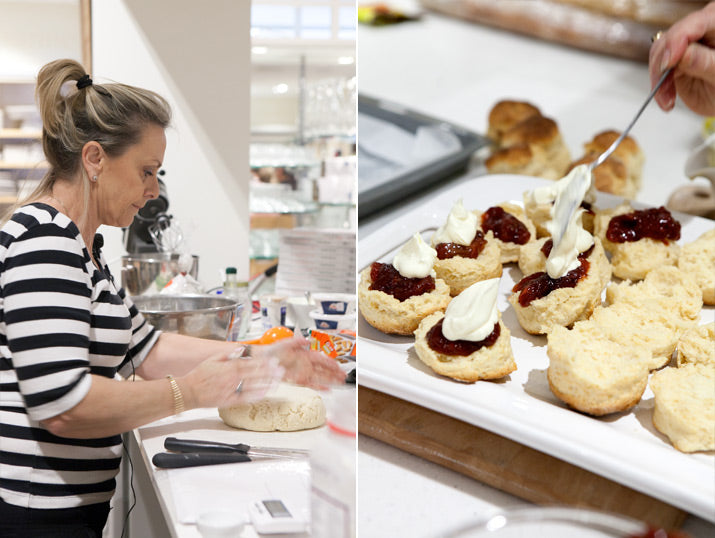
[651,30,664,43]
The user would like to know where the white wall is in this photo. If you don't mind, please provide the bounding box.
[92,0,252,286]
[0,0,81,79]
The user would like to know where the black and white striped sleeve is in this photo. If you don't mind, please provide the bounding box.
[1,219,93,422]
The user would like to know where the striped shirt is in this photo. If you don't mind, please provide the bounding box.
[0,203,158,509]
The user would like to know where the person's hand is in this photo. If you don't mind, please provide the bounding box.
[650,2,715,115]
[252,336,346,390]
[180,349,285,410]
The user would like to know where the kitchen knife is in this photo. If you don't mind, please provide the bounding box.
[152,452,252,469]
[164,437,309,459]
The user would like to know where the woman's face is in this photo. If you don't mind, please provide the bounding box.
[97,123,167,228]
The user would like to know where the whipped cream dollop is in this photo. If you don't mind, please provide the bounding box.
[545,208,594,278]
[524,164,597,208]
[431,198,478,246]
[393,233,437,279]
[442,278,500,342]
[544,164,594,278]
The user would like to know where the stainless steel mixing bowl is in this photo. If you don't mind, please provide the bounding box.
[121,253,199,296]
[133,294,236,341]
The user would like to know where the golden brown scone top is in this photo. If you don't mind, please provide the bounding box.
[583,130,643,165]
[501,115,560,148]
[487,100,542,142]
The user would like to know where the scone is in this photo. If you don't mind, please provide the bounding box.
[588,302,685,371]
[487,100,542,143]
[677,228,715,305]
[508,240,608,335]
[358,265,451,335]
[432,230,503,296]
[413,311,515,382]
[547,322,651,416]
[605,265,703,325]
[475,203,536,264]
[571,130,644,198]
[518,237,611,289]
[676,322,715,367]
[500,115,571,177]
[485,143,561,180]
[650,363,715,452]
[594,204,681,281]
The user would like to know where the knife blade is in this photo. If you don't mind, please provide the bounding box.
[164,437,309,459]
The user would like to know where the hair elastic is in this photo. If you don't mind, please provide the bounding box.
[77,74,93,89]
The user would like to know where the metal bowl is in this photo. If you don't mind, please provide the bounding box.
[121,253,199,296]
[133,294,236,341]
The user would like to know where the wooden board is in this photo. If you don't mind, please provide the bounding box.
[358,386,687,530]
[421,0,704,62]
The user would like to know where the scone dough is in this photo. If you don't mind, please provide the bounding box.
[508,239,608,335]
[218,383,326,432]
[678,228,715,305]
[433,231,503,296]
[547,323,650,416]
[358,266,451,335]
[475,203,537,264]
[650,363,715,453]
[413,311,516,382]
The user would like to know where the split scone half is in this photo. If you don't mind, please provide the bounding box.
[676,322,715,367]
[358,266,451,336]
[594,204,680,281]
[547,322,651,416]
[677,228,715,306]
[414,311,515,382]
[474,202,537,264]
[650,363,715,453]
[433,230,503,297]
[605,265,703,326]
[508,238,609,335]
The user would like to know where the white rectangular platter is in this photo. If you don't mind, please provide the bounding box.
[357,174,715,522]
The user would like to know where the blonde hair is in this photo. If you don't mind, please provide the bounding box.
[3,59,171,224]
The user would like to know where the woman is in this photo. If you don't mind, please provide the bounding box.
[0,59,345,536]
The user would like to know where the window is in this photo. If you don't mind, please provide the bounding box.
[251,1,355,41]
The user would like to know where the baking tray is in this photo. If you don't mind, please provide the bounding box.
[358,94,490,219]
[357,174,715,522]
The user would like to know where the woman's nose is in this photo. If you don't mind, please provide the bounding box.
[146,174,160,199]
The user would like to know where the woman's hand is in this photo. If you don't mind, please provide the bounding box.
[650,2,715,115]
[179,349,285,410]
[252,336,346,390]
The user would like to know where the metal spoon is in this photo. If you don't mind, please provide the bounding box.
[555,68,673,242]
[588,68,672,173]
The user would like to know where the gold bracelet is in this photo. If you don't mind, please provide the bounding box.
[166,375,185,415]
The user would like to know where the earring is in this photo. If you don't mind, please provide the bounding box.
[92,175,98,182]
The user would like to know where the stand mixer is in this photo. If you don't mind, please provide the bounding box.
[120,173,199,295]
[123,173,171,254]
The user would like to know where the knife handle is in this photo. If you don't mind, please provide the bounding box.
[152,452,251,468]
[164,437,250,454]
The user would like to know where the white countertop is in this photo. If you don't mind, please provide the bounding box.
[132,407,321,538]
[357,10,715,538]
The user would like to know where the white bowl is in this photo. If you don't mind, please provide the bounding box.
[311,292,356,315]
[196,510,246,537]
[309,309,355,331]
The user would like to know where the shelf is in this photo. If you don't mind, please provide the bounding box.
[0,128,42,140]
[0,161,48,170]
